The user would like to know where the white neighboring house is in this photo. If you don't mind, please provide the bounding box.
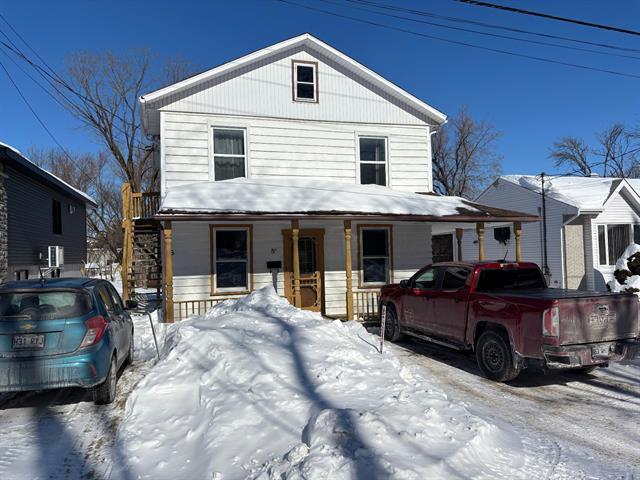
[136,33,536,321]
[455,175,640,291]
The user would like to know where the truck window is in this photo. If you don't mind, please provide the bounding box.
[414,268,438,290]
[476,268,546,291]
[442,267,469,290]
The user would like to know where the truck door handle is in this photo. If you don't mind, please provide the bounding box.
[454,298,463,303]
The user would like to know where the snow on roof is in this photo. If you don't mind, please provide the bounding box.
[0,141,97,206]
[158,177,537,221]
[500,175,639,211]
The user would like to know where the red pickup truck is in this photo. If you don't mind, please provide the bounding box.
[379,261,640,382]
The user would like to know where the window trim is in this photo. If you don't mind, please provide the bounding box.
[357,136,389,187]
[209,224,254,295]
[357,224,393,289]
[292,60,319,103]
[596,223,640,266]
[212,127,248,181]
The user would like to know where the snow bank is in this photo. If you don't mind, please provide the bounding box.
[608,243,640,296]
[117,287,527,479]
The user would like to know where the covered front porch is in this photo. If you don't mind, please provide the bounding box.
[150,178,537,322]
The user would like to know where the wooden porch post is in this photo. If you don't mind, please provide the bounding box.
[344,220,354,321]
[476,222,485,261]
[455,228,463,261]
[291,219,302,308]
[120,183,132,302]
[163,221,174,323]
[514,221,522,261]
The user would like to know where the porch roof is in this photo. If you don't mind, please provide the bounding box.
[156,178,538,222]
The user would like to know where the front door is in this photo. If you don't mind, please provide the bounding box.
[283,229,325,312]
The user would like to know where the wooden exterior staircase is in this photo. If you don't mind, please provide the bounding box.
[121,184,162,302]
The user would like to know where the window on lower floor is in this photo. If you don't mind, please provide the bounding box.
[360,227,391,286]
[597,223,640,266]
[212,227,251,292]
[213,128,246,181]
[52,199,62,235]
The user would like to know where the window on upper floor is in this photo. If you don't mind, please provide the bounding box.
[292,61,318,102]
[213,128,246,181]
[359,137,387,186]
[52,199,62,235]
[597,223,640,266]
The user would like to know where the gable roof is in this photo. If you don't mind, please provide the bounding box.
[499,175,640,213]
[0,141,97,207]
[140,33,447,135]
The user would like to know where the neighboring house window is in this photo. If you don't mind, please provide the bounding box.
[213,128,246,181]
[359,137,387,186]
[597,223,640,265]
[292,61,318,102]
[211,226,252,293]
[359,226,391,286]
[52,199,62,235]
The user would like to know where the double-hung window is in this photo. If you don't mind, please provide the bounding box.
[213,128,246,181]
[52,199,62,235]
[211,227,251,293]
[597,223,640,265]
[360,226,391,286]
[359,137,387,186]
[292,61,317,102]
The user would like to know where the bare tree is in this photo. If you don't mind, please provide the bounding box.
[549,124,640,177]
[62,51,155,192]
[28,147,123,261]
[162,55,201,88]
[432,108,502,198]
[549,136,592,176]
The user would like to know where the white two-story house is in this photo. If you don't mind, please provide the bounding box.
[135,33,536,322]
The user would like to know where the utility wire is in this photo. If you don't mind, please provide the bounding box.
[349,0,640,54]
[277,0,640,80]
[452,0,640,37]
[328,0,640,60]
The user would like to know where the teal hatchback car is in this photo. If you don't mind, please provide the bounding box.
[0,278,134,404]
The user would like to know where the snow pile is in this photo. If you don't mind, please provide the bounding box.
[159,177,480,217]
[608,243,640,296]
[117,287,527,479]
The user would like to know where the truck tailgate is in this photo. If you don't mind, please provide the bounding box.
[559,294,639,345]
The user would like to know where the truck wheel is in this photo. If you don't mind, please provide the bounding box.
[93,356,117,405]
[476,331,521,382]
[383,304,404,342]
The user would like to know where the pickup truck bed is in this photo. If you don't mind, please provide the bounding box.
[379,261,640,382]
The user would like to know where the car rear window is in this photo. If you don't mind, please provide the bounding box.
[0,290,93,320]
[476,268,546,291]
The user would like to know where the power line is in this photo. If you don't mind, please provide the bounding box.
[452,0,640,37]
[330,0,640,61]
[277,0,640,80]
[348,0,640,54]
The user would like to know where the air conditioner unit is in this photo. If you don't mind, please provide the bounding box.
[48,246,64,268]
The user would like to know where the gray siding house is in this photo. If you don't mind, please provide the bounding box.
[0,142,97,282]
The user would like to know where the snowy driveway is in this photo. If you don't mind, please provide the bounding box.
[389,338,640,478]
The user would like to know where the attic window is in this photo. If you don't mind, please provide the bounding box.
[292,61,317,102]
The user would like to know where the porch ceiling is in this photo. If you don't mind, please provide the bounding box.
[156,178,538,223]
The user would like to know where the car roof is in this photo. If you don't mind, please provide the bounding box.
[0,277,105,291]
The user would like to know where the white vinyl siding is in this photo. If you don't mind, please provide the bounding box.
[161,111,431,193]
[171,220,431,317]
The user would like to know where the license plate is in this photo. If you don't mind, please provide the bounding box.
[591,343,610,357]
[12,334,45,349]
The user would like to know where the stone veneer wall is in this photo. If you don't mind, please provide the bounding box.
[0,165,7,283]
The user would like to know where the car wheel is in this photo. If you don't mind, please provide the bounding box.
[383,304,404,342]
[125,328,134,366]
[476,330,521,382]
[93,356,117,405]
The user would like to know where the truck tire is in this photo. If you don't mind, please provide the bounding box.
[383,304,404,342]
[476,331,521,382]
[93,356,117,405]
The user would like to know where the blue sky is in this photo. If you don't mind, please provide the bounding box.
[1,0,639,176]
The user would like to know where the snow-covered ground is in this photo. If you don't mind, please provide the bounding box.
[0,285,638,479]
